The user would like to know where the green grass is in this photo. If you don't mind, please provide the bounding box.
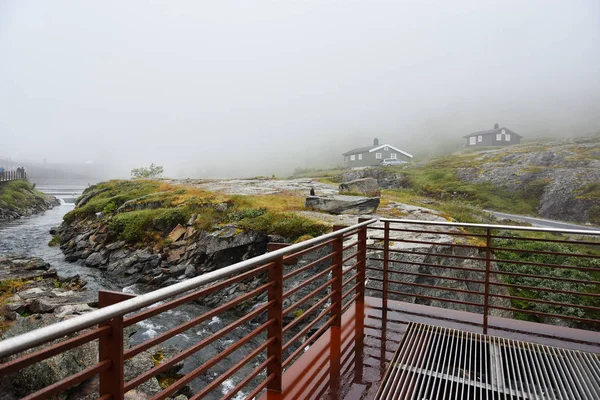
[0,180,50,211]
[64,180,330,244]
[494,233,600,328]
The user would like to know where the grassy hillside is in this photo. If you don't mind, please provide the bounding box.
[64,180,329,244]
[0,180,52,213]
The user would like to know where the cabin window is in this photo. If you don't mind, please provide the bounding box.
[478,135,482,142]
[384,146,389,151]
[350,155,356,161]
[502,129,506,134]
[505,134,511,141]
[391,153,397,159]
[470,137,476,145]
[358,154,362,160]
[376,153,382,159]
[496,134,502,141]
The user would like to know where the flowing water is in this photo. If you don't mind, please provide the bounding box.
[0,183,257,398]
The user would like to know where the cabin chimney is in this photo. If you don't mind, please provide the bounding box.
[373,138,379,146]
[494,123,499,129]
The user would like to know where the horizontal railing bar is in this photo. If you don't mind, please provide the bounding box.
[245,373,275,400]
[365,286,383,292]
[493,257,600,273]
[0,325,111,377]
[22,360,111,400]
[342,293,360,313]
[488,292,600,312]
[380,217,600,236]
[385,269,486,285]
[487,304,600,325]
[369,277,484,297]
[386,288,484,308]
[283,291,335,334]
[372,228,488,238]
[342,230,359,239]
[283,252,335,280]
[343,271,360,286]
[490,281,600,298]
[188,338,272,400]
[342,283,360,301]
[155,319,274,400]
[0,218,377,359]
[490,234,600,246]
[283,304,335,352]
[490,246,600,259]
[342,241,358,251]
[342,264,359,278]
[490,269,599,286]
[283,279,336,316]
[385,247,487,261]
[283,238,336,261]
[283,316,335,368]
[222,355,275,400]
[125,282,273,359]
[124,300,274,392]
[342,251,359,264]
[366,266,384,272]
[386,237,486,249]
[125,263,273,327]
[369,257,486,275]
[283,265,335,299]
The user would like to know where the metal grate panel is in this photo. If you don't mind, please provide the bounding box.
[375,322,600,399]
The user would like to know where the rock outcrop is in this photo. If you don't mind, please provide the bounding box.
[338,178,380,196]
[56,218,269,290]
[305,195,380,215]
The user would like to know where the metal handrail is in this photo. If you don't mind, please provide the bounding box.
[379,217,600,235]
[0,218,377,358]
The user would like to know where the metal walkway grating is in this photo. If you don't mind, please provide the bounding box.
[375,322,600,400]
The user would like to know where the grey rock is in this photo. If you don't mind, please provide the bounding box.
[106,241,126,251]
[184,264,197,278]
[28,298,56,313]
[85,251,106,267]
[305,195,380,215]
[339,178,380,196]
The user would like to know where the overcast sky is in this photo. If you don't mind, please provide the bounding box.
[1,0,599,178]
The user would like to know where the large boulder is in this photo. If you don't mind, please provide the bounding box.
[339,178,380,196]
[305,195,380,215]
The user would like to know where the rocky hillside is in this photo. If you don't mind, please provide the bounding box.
[0,180,58,220]
[331,134,600,225]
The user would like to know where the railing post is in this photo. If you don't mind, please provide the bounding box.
[383,221,390,304]
[483,228,492,335]
[267,257,283,393]
[357,218,369,303]
[98,290,134,400]
[332,230,344,328]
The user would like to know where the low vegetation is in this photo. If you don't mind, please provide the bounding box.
[64,180,329,245]
[0,180,50,212]
[494,232,600,329]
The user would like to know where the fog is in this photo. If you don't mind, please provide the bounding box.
[1,1,599,179]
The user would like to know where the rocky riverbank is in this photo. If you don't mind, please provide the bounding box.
[0,180,59,221]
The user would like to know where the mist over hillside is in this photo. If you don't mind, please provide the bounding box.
[1,1,599,178]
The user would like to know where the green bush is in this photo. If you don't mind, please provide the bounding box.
[494,235,600,327]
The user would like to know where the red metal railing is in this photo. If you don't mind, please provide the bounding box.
[1,217,599,399]
[365,218,600,335]
[0,219,373,400]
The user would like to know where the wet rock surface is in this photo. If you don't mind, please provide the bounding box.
[305,195,380,215]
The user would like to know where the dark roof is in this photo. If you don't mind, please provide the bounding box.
[463,127,523,139]
[342,146,373,156]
